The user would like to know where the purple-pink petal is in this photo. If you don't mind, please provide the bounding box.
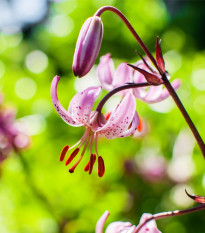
[97,53,115,91]
[51,76,81,126]
[138,213,161,233]
[95,210,110,233]
[68,86,102,125]
[98,93,136,139]
[118,111,139,138]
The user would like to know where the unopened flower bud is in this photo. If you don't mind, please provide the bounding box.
[72,16,103,78]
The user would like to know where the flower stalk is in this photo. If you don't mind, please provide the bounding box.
[94,6,159,71]
[162,73,205,159]
[95,82,150,112]
[134,204,205,233]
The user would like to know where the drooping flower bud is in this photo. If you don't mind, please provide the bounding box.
[72,16,103,78]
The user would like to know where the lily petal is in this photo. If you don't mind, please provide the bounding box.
[98,93,136,139]
[113,62,133,87]
[51,76,80,126]
[145,79,181,104]
[95,210,110,233]
[97,53,115,91]
[68,86,102,125]
[105,221,133,233]
[139,213,161,233]
[118,111,139,138]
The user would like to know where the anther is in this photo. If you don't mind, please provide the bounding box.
[60,145,69,161]
[137,116,143,132]
[104,111,112,120]
[65,148,80,166]
[89,154,96,175]
[84,161,90,172]
[98,156,105,177]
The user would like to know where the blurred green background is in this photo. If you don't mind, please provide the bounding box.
[0,0,205,232]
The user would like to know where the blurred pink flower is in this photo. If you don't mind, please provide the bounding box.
[136,154,167,182]
[95,211,161,233]
[51,75,139,177]
[0,95,30,163]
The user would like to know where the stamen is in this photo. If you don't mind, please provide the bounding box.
[89,154,96,175]
[84,161,90,172]
[69,136,90,173]
[94,133,100,157]
[60,145,69,161]
[137,116,143,132]
[69,127,90,151]
[65,148,80,166]
[89,133,94,155]
[98,156,105,177]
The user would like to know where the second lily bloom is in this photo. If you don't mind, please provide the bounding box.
[97,54,181,103]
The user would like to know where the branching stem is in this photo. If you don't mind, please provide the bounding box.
[162,74,205,159]
[95,82,150,112]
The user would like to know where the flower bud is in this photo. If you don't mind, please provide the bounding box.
[72,16,103,78]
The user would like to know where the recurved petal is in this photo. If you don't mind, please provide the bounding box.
[138,213,161,233]
[51,76,81,126]
[97,53,115,91]
[149,79,181,103]
[95,211,110,233]
[133,85,163,103]
[68,86,102,124]
[98,93,136,139]
[118,111,139,138]
[113,62,133,87]
[105,221,133,233]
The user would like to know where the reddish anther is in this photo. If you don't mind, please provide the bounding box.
[98,156,105,177]
[137,116,143,132]
[89,154,96,175]
[156,37,165,74]
[60,145,69,161]
[65,148,80,166]
[84,161,90,172]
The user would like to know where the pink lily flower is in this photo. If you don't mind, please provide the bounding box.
[97,54,180,104]
[0,94,30,163]
[95,211,162,233]
[51,76,139,177]
[97,53,133,95]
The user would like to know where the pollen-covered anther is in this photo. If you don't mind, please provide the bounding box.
[60,145,69,161]
[98,156,105,177]
[89,154,96,174]
[65,147,80,166]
